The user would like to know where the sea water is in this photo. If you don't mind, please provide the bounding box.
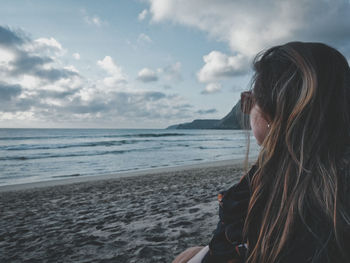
[0,129,260,186]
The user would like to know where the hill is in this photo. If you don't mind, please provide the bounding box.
[166,100,249,129]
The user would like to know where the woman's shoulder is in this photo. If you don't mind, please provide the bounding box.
[222,164,257,199]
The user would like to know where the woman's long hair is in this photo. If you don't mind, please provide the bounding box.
[242,42,350,262]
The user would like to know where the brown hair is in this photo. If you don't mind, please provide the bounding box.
[243,42,350,262]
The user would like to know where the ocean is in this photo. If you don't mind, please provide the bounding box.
[0,129,259,186]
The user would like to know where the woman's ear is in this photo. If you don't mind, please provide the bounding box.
[250,105,271,145]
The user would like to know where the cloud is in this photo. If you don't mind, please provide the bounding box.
[0,48,15,68]
[0,25,194,127]
[0,84,191,123]
[197,51,247,93]
[0,26,26,47]
[7,51,78,82]
[163,84,172,89]
[33,68,78,82]
[1,79,192,126]
[34,37,62,50]
[34,90,192,125]
[86,15,101,26]
[97,56,127,86]
[73,53,81,60]
[9,52,77,82]
[160,61,182,82]
[0,82,22,101]
[143,91,166,101]
[201,83,222,94]
[196,108,218,114]
[138,33,152,44]
[136,62,182,84]
[81,9,106,27]
[33,37,64,56]
[97,56,123,76]
[0,26,78,84]
[146,0,350,92]
[138,9,148,21]
[38,88,80,100]
[137,67,158,82]
[147,0,350,55]
[230,84,243,93]
[0,25,82,113]
[197,51,248,83]
[92,17,101,26]
[11,52,53,72]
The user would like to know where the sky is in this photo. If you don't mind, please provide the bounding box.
[0,0,349,128]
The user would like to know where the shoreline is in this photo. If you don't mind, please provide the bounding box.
[0,157,253,192]
[0,158,251,262]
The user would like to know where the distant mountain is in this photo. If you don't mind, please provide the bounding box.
[172,119,221,129]
[167,100,250,129]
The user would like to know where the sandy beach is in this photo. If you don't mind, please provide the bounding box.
[0,159,248,262]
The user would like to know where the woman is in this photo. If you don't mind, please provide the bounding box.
[173,42,350,263]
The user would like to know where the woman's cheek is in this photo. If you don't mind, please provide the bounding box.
[250,106,269,145]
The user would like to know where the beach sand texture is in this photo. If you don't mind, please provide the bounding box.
[0,160,245,263]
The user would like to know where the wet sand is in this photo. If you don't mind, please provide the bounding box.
[0,159,248,263]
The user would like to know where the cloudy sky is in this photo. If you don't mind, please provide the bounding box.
[0,0,349,128]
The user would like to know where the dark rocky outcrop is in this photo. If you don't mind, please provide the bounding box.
[174,119,220,129]
[167,100,250,130]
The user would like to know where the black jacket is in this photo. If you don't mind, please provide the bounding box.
[202,160,350,263]
[202,165,257,263]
